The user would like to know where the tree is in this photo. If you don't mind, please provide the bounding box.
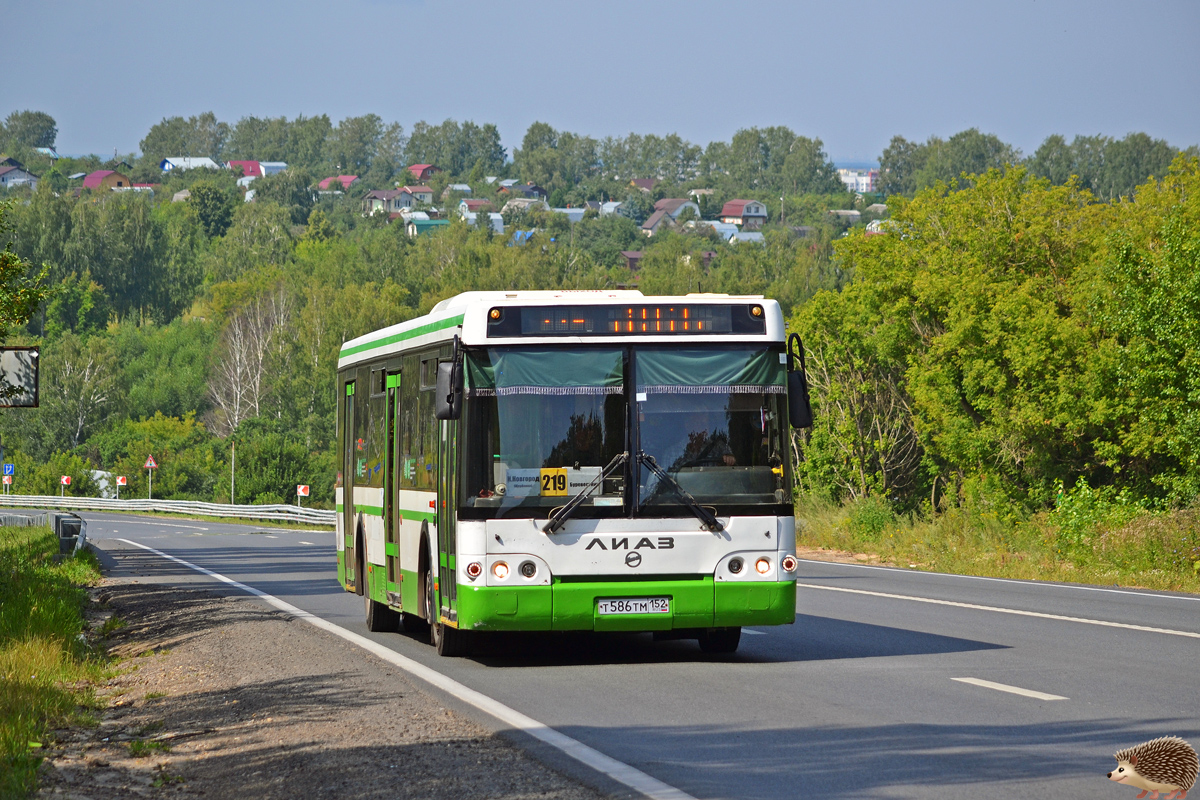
[1097,132,1176,200]
[188,180,236,237]
[0,200,53,342]
[1028,134,1075,186]
[3,110,57,149]
[878,135,928,196]
[138,112,229,165]
[912,128,1020,190]
[782,137,843,195]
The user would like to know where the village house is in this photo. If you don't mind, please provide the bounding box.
[159,157,223,171]
[720,200,769,229]
[228,160,264,178]
[441,183,472,199]
[461,211,505,234]
[400,185,434,205]
[500,197,549,215]
[629,178,658,193]
[499,182,547,200]
[459,198,493,215]
[318,175,359,191]
[0,164,38,190]
[653,198,701,220]
[406,218,449,237]
[641,209,672,236]
[407,164,441,181]
[82,170,132,191]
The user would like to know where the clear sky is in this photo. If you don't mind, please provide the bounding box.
[2,0,1197,164]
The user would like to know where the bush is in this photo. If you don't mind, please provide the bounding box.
[846,495,896,542]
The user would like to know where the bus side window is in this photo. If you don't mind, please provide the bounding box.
[399,354,420,490]
[418,357,438,491]
[353,367,370,486]
[367,368,386,488]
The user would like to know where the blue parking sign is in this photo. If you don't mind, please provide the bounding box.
[2,464,12,476]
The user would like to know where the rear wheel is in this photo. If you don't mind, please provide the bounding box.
[426,559,471,657]
[698,627,741,654]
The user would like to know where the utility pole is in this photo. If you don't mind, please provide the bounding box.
[230,439,236,504]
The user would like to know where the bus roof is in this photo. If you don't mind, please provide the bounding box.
[338,290,783,370]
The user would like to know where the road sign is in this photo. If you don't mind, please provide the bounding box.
[2,463,13,476]
[2,475,11,485]
[117,475,127,486]
[60,475,71,485]
[145,455,157,469]
[297,484,310,497]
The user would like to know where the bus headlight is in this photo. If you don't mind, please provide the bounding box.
[781,554,798,573]
[466,561,482,580]
[755,557,771,575]
[493,561,510,580]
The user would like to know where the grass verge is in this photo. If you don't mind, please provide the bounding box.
[796,493,1200,593]
[0,525,103,799]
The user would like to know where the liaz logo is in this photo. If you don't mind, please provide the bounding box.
[585,537,674,551]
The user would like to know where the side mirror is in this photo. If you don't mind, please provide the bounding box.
[434,361,462,420]
[787,333,813,429]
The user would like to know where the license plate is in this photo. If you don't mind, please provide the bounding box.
[597,597,670,615]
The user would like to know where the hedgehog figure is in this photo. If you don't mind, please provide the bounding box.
[1108,736,1198,799]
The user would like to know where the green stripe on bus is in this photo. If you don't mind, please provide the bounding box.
[340,314,464,359]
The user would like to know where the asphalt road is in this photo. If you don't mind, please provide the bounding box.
[67,510,1200,799]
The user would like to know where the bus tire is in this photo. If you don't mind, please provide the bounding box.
[427,559,472,657]
[364,592,399,632]
[400,612,428,634]
[698,627,741,654]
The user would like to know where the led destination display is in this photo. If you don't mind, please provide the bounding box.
[486,304,767,337]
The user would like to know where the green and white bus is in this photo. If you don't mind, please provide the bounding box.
[335,290,812,656]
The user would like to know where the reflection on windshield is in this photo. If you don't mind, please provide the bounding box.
[461,348,625,513]
[637,348,789,507]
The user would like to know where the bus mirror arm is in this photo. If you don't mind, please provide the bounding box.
[787,332,814,429]
[544,452,628,534]
[434,360,462,420]
[637,453,725,533]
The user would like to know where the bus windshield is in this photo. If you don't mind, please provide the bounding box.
[459,345,790,517]
[461,348,627,513]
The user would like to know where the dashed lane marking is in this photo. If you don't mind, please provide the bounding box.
[114,538,696,800]
[952,677,1068,701]
[796,583,1200,640]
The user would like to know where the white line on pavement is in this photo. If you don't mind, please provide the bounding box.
[113,538,695,800]
[796,583,1200,639]
[91,519,209,530]
[796,558,1200,603]
[742,629,766,635]
[952,677,1067,701]
[299,541,315,545]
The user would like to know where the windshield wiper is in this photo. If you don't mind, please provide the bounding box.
[636,452,725,533]
[544,452,628,534]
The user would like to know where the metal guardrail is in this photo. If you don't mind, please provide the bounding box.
[0,495,336,526]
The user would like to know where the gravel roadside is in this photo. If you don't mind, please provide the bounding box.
[35,575,610,800]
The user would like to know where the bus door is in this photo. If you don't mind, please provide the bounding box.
[342,380,357,590]
[385,372,403,605]
[436,417,459,622]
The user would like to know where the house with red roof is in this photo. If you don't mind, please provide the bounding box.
[459,198,492,214]
[407,164,441,181]
[653,198,701,221]
[720,199,768,230]
[82,170,132,192]
[400,185,434,205]
[318,175,359,191]
[228,160,263,178]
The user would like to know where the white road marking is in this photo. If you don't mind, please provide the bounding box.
[952,677,1067,701]
[90,519,208,530]
[299,541,315,545]
[796,583,1200,639]
[796,558,1200,604]
[114,538,695,800]
[742,629,766,635]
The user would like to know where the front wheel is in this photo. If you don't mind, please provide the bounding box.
[698,627,741,654]
[426,560,471,657]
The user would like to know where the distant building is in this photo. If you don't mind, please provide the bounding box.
[641,209,671,236]
[462,211,504,234]
[407,164,441,181]
[865,203,888,215]
[689,220,739,239]
[459,198,493,214]
[259,162,287,176]
[442,183,472,199]
[720,200,768,229]
[837,168,879,194]
[35,147,60,160]
[318,175,360,191]
[499,182,547,200]
[82,170,131,191]
[828,209,862,224]
[629,178,658,193]
[228,160,263,178]
[653,198,701,220]
[500,197,549,215]
[172,189,191,203]
[0,164,38,190]
[363,189,404,215]
[600,200,627,218]
[498,178,519,188]
[400,185,434,205]
[620,250,643,271]
[729,231,766,245]
[551,208,586,223]
[159,157,223,171]
[406,218,450,237]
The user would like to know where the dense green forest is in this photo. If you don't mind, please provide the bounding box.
[0,109,1197,521]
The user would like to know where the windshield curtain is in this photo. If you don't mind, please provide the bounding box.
[461,348,626,514]
[636,347,789,508]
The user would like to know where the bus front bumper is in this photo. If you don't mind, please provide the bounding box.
[454,577,796,632]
